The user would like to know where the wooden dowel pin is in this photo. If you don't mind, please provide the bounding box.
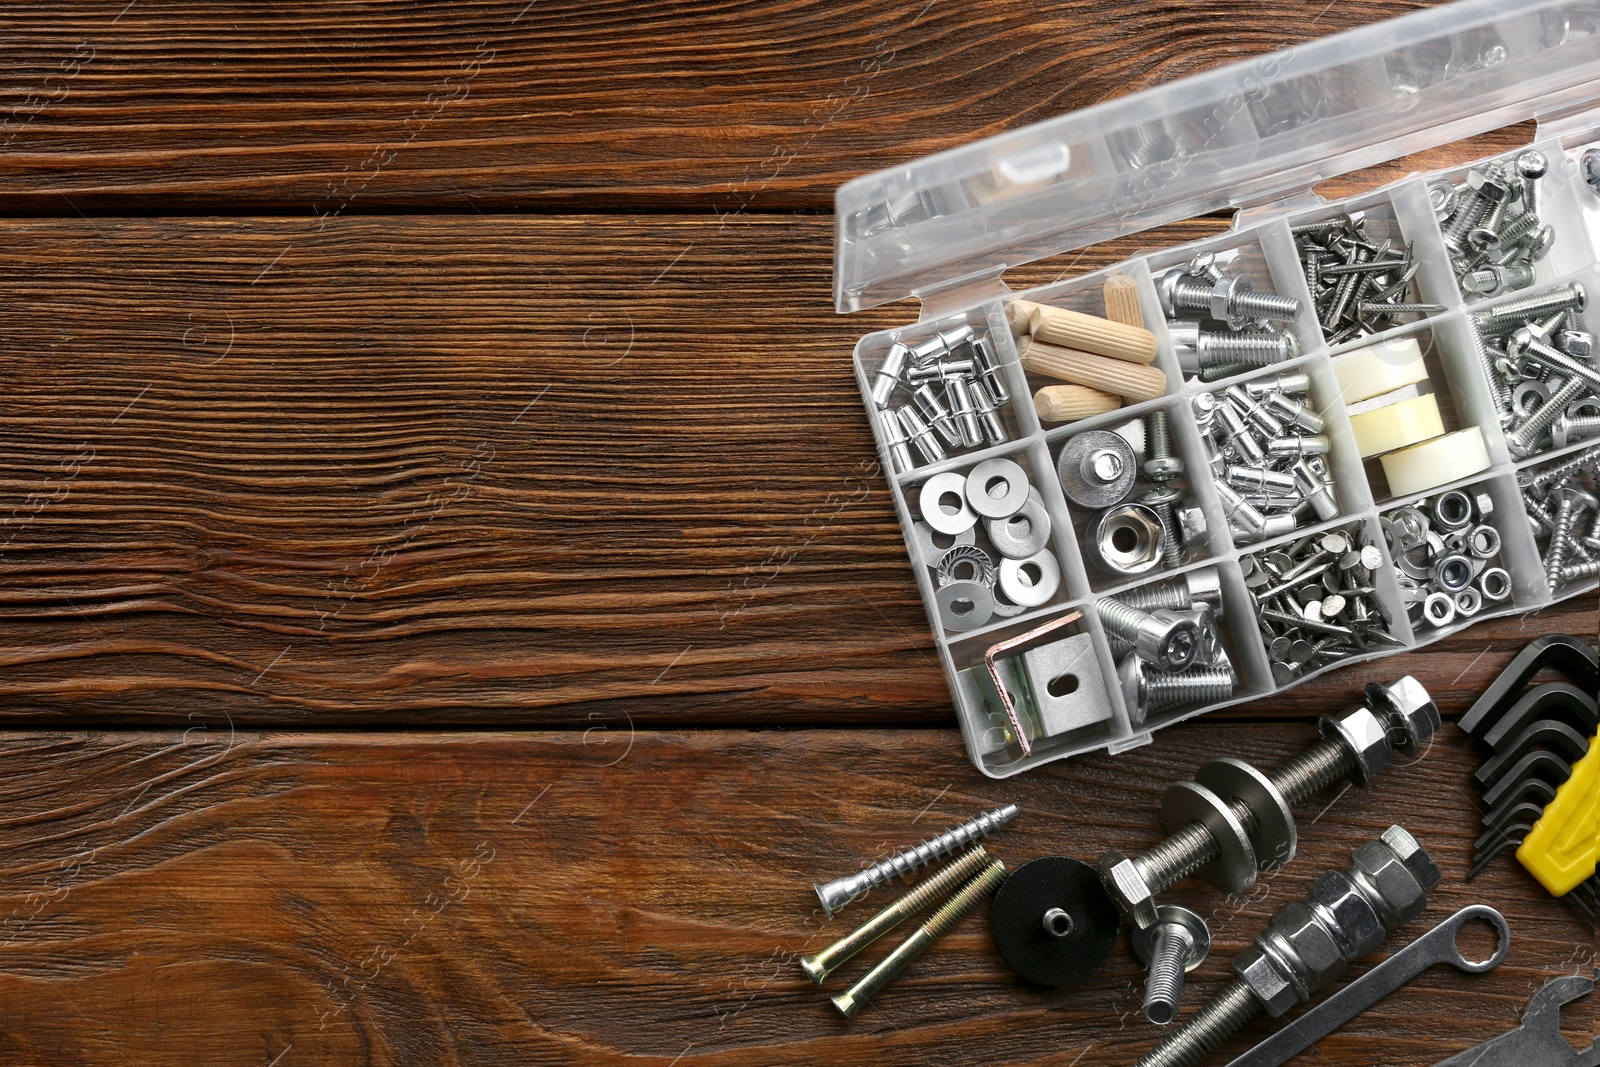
[1019,336,1167,404]
[1033,384,1121,422]
[1028,304,1158,365]
[1102,275,1146,330]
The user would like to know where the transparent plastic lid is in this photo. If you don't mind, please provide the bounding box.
[834,0,1600,314]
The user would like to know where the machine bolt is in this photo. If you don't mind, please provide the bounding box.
[1144,408,1184,481]
[1097,599,1201,672]
[1134,906,1212,1026]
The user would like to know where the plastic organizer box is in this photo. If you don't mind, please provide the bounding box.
[837,0,1600,777]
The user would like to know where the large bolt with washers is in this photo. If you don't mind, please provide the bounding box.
[1134,826,1440,1067]
[1097,676,1439,931]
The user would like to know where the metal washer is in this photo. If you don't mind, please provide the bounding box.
[1160,779,1258,894]
[911,519,975,568]
[936,544,996,589]
[919,471,977,535]
[1057,429,1136,509]
[986,487,1051,559]
[966,458,1031,519]
[999,549,1060,608]
[990,856,1121,988]
[935,580,994,631]
[1195,757,1296,873]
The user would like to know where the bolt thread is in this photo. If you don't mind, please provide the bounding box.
[1135,819,1220,891]
[1268,737,1356,807]
[1171,280,1219,316]
[1115,578,1188,615]
[1546,498,1580,588]
[1481,282,1586,333]
[1509,377,1588,455]
[1148,668,1235,713]
[1199,361,1264,382]
[1205,331,1294,366]
[1096,598,1151,642]
[1236,289,1302,323]
[1135,979,1264,1067]
[1466,314,1513,416]
[817,804,1018,912]
[1497,208,1542,246]
[1143,926,1193,1024]
[919,859,1006,941]
[1443,190,1492,246]
[1359,302,1442,314]
[1560,559,1600,581]
[1525,445,1600,493]
[1149,409,1174,464]
[1153,502,1185,569]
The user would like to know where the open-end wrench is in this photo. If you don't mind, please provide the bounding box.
[1222,905,1511,1067]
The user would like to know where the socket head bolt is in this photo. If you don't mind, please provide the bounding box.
[1133,906,1211,1026]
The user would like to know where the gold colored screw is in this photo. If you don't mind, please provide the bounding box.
[801,846,991,985]
[830,858,1007,1019]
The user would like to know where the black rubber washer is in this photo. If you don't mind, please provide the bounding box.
[990,855,1120,987]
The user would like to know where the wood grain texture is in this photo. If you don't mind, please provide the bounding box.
[0,721,1589,1066]
[0,213,1589,727]
[0,0,1531,213]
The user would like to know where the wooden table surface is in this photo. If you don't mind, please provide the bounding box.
[0,2,1594,1064]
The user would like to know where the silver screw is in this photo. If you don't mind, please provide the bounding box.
[1134,906,1212,1025]
[1478,282,1586,335]
[1119,657,1236,719]
[1507,377,1588,457]
[1144,409,1183,481]
[1161,269,1302,325]
[1097,599,1200,672]
[813,804,1019,916]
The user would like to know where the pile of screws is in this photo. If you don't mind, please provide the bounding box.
[872,322,1010,473]
[1098,566,1235,723]
[1384,489,1511,630]
[1522,445,1600,593]
[1293,211,1442,343]
[1195,371,1339,544]
[1241,524,1401,684]
[1057,411,1207,578]
[1434,150,1553,300]
[1157,254,1303,383]
[1469,281,1596,457]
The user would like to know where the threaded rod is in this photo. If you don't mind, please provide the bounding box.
[1135,979,1263,1067]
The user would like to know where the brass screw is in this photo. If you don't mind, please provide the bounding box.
[801,846,992,985]
[830,858,1007,1019]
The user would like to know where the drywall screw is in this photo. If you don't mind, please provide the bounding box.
[1135,906,1211,1026]
[897,407,946,465]
[1544,487,1597,589]
[1144,409,1184,481]
[1507,377,1588,457]
[1133,827,1439,1067]
[813,804,1019,915]
[871,343,910,407]
[879,408,913,474]
[801,846,992,985]
[831,859,1008,1018]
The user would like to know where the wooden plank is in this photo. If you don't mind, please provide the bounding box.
[0,0,1530,212]
[0,213,1588,726]
[0,721,1589,1065]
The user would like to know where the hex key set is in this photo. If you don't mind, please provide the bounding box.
[835,1,1600,776]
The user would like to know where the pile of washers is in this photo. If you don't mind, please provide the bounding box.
[1384,487,1512,630]
[914,457,1061,632]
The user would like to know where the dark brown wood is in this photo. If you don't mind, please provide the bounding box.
[0,1,1530,214]
[0,722,1589,1066]
[0,214,1588,727]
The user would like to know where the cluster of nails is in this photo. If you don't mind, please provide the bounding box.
[1241,524,1400,685]
[1435,150,1554,300]
[1098,566,1235,723]
[1523,445,1600,592]
[1384,489,1511,630]
[1157,254,1303,382]
[1294,211,1441,343]
[1194,371,1338,544]
[1469,281,1597,459]
[871,323,1010,473]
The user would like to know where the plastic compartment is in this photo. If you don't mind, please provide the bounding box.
[1564,137,1600,251]
[1379,478,1523,639]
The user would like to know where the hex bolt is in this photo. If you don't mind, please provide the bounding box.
[1134,906,1211,1026]
[831,858,1007,1018]
[1098,680,1439,927]
[1097,599,1201,672]
[1160,268,1303,325]
[1133,826,1440,1067]
[1442,165,1508,252]
[813,804,1019,915]
[1145,409,1184,481]
[801,846,992,985]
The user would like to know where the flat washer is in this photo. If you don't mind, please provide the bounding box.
[999,549,1060,608]
[1057,429,1137,508]
[935,580,994,632]
[911,520,975,568]
[986,487,1051,559]
[1195,757,1297,873]
[990,856,1120,988]
[966,458,1031,519]
[1160,780,1258,894]
[919,472,977,535]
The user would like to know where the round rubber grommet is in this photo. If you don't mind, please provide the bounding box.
[1348,392,1445,458]
[1379,427,1492,497]
[990,856,1120,988]
[1333,337,1427,404]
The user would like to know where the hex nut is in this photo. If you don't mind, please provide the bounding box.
[1097,849,1160,929]
[1177,502,1208,548]
[1233,942,1301,1017]
[1350,834,1433,929]
[1559,330,1595,360]
[1466,168,1509,202]
[1365,675,1440,758]
[1470,489,1493,519]
[1264,900,1345,999]
[1307,869,1382,959]
[1319,705,1393,786]
[1380,824,1442,893]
